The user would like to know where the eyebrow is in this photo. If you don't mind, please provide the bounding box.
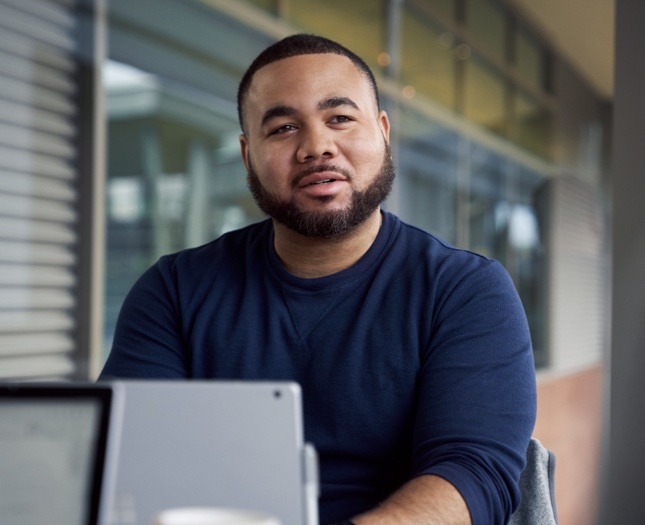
[317,96,360,111]
[261,105,297,128]
[260,97,361,128]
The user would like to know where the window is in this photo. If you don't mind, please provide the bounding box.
[102,2,270,356]
[465,0,506,62]
[463,56,507,137]
[398,106,460,243]
[515,90,551,159]
[283,0,386,72]
[516,26,544,91]
[401,6,456,110]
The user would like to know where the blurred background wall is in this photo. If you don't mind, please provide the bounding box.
[0,1,619,523]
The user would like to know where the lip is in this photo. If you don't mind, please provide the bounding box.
[296,171,347,189]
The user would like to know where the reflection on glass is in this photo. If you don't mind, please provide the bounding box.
[398,106,459,243]
[465,0,506,61]
[103,61,264,353]
[468,147,546,362]
[464,56,507,137]
[284,0,386,71]
[468,143,508,262]
[516,27,543,91]
[241,0,278,15]
[513,166,547,366]
[430,0,457,18]
[401,6,456,110]
[515,91,551,159]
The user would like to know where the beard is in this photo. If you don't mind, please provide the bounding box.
[247,143,395,239]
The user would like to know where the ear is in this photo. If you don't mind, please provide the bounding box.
[239,133,251,172]
[378,110,391,144]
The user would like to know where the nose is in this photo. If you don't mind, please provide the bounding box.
[296,124,338,163]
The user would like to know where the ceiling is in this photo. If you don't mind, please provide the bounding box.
[505,0,615,101]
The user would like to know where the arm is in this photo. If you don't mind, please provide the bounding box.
[345,258,536,525]
[100,256,188,379]
[352,474,470,525]
[406,259,536,524]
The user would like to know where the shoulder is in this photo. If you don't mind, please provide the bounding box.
[384,212,505,280]
[158,219,271,273]
[380,213,521,323]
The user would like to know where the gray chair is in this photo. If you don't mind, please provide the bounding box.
[508,438,558,525]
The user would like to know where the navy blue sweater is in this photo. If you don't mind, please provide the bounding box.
[101,211,537,524]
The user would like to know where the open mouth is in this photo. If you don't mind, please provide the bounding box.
[310,179,335,185]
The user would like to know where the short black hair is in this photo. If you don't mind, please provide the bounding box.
[237,33,380,133]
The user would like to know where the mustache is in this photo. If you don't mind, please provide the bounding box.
[292,164,352,186]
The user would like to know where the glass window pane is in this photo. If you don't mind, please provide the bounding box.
[103,60,264,353]
[467,143,508,263]
[433,0,457,18]
[398,106,460,243]
[465,0,506,61]
[515,91,551,159]
[464,56,507,137]
[409,0,457,19]
[284,0,386,71]
[511,165,547,366]
[516,27,543,91]
[241,0,278,15]
[401,6,456,110]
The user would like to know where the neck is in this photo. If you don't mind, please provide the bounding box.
[272,209,383,278]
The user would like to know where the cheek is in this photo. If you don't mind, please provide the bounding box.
[250,148,292,185]
[346,136,386,171]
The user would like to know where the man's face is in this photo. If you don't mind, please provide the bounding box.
[240,53,393,238]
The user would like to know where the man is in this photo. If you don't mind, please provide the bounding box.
[101,34,537,525]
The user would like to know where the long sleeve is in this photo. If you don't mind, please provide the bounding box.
[412,259,537,524]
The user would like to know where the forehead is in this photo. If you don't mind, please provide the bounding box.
[245,53,376,117]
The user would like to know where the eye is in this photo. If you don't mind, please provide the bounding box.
[329,115,353,124]
[270,124,298,136]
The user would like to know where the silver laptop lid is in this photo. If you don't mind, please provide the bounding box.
[105,380,318,525]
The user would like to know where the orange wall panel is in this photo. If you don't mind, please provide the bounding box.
[533,365,603,525]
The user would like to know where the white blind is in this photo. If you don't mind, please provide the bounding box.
[542,175,609,373]
[0,0,83,379]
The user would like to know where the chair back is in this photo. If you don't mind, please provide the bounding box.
[508,438,558,525]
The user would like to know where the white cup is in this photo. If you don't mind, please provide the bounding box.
[152,507,281,525]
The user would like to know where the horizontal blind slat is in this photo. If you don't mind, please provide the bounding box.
[0,50,76,93]
[0,99,75,136]
[0,240,75,265]
[0,0,75,28]
[0,74,75,114]
[0,193,77,222]
[0,27,75,72]
[0,121,75,158]
[0,216,77,243]
[0,354,76,379]
[0,171,76,200]
[0,2,75,51]
[0,264,76,287]
[0,331,74,355]
[0,287,75,309]
[0,144,75,179]
[0,310,74,332]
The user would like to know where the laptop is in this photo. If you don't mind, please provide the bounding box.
[0,382,119,525]
[104,380,318,525]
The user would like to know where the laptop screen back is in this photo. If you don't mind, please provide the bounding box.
[106,380,318,525]
[0,385,113,525]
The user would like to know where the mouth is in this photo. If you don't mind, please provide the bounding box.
[296,169,348,189]
[294,170,348,198]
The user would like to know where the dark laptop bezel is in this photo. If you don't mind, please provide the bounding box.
[0,383,114,525]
